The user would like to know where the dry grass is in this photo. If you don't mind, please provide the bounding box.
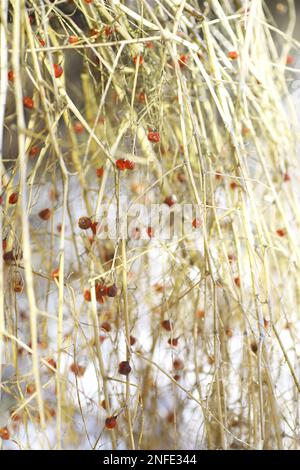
[0,0,300,450]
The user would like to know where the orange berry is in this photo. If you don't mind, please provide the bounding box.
[0,427,10,440]
[228,51,238,60]
[69,35,79,44]
[133,55,143,65]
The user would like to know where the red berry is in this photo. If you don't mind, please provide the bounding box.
[105,416,117,430]
[8,70,14,82]
[192,218,201,229]
[8,192,18,204]
[26,383,36,395]
[84,289,91,302]
[228,51,238,60]
[39,208,51,221]
[138,92,146,103]
[78,216,92,230]
[124,160,136,170]
[91,222,98,235]
[118,361,131,375]
[96,167,104,178]
[116,159,127,171]
[0,427,10,440]
[284,173,291,182]
[276,228,286,237]
[54,63,63,78]
[47,358,57,369]
[173,358,184,370]
[74,121,84,134]
[286,55,294,65]
[147,226,154,238]
[104,26,114,37]
[133,55,143,65]
[23,96,34,109]
[230,181,238,190]
[178,54,188,67]
[38,37,46,47]
[96,283,108,297]
[164,195,176,207]
[147,131,160,143]
[51,267,60,280]
[168,337,179,347]
[29,145,40,158]
[161,320,172,331]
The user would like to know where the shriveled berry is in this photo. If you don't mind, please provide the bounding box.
[105,416,117,430]
[234,277,240,287]
[168,337,179,347]
[78,216,92,230]
[173,358,184,370]
[161,320,172,331]
[130,335,136,346]
[26,383,36,395]
[51,267,60,280]
[47,358,57,369]
[39,208,51,221]
[107,284,118,297]
[250,341,258,354]
[118,360,131,375]
[70,362,86,377]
